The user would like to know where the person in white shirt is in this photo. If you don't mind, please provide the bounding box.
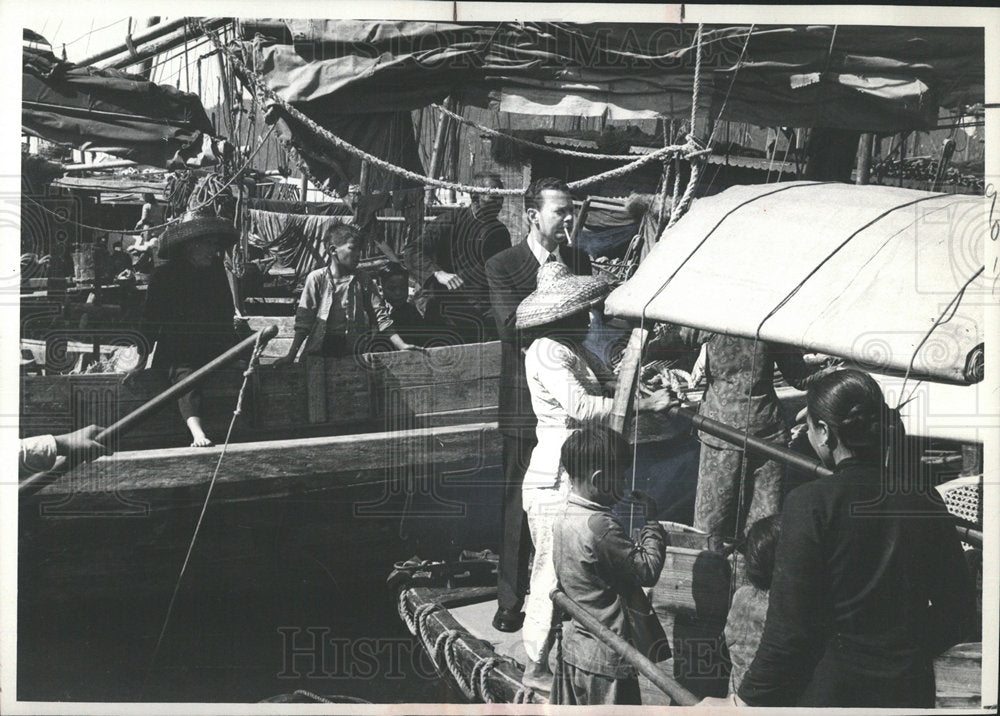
[514,261,675,692]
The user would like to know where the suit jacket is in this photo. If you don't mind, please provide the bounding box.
[485,240,592,435]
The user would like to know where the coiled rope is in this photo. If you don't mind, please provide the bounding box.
[470,655,502,702]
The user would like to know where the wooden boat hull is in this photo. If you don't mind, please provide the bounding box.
[20,337,502,450]
[21,423,503,601]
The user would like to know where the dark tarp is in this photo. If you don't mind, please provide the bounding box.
[22,45,226,169]
[239,21,984,131]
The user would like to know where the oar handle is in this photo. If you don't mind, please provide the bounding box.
[19,325,279,497]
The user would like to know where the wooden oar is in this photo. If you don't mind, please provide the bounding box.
[19,325,279,498]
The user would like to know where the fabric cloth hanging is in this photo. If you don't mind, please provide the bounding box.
[248,208,353,283]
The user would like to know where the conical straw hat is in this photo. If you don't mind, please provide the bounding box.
[515,261,615,329]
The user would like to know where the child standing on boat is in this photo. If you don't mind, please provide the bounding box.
[550,426,668,705]
[515,263,674,692]
[274,224,421,364]
[723,514,780,695]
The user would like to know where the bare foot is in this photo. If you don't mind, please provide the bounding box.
[186,417,214,448]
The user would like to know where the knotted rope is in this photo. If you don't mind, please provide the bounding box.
[196,20,706,197]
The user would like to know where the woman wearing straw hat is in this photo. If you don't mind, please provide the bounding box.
[139,215,239,447]
[515,261,676,692]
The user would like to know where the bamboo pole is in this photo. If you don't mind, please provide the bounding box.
[856,132,873,185]
[102,18,229,70]
[425,97,453,204]
[551,589,698,706]
[77,17,190,66]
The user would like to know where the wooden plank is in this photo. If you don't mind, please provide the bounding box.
[611,328,649,434]
[649,547,732,620]
[34,421,503,499]
[934,642,981,708]
[306,356,327,423]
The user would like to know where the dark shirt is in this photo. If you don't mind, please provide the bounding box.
[404,206,511,293]
[389,301,428,345]
[553,493,666,678]
[738,458,976,708]
[142,258,235,368]
[485,241,593,435]
[699,335,824,448]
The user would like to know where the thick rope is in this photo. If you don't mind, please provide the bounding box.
[689,24,703,138]
[413,602,441,657]
[432,628,458,671]
[398,590,417,635]
[666,26,706,229]
[197,20,702,196]
[141,331,266,697]
[471,656,502,703]
[443,630,477,700]
[292,689,332,703]
[432,102,687,162]
[513,686,535,704]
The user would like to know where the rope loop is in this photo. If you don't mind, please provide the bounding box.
[397,590,417,635]
[442,630,477,700]
[471,656,502,703]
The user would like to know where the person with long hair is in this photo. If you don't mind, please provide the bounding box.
[703,369,976,708]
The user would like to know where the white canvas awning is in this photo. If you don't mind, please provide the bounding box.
[605,181,986,385]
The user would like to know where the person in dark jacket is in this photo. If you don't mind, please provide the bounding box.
[139,215,239,447]
[484,177,593,633]
[371,262,428,350]
[701,369,977,708]
[404,173,511,345]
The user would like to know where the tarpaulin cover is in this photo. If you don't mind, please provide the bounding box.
[604,181,985,385]
[242,21,983,130]
[22,46,219,168]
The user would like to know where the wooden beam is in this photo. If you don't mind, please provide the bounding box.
[77,17,190,66]
[610,327,649,435]
[31,421,503,499]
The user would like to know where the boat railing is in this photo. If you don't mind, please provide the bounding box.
[550,588,698,706]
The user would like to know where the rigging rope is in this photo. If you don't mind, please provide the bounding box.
[141,331,267,698]
[195,19,704,196]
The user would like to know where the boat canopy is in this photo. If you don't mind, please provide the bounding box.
[240,21,983,129]
[22,46,227,169]
[604,181,985,386]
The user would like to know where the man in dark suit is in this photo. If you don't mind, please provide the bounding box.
[404,173,511,345]
[485,176,593,632]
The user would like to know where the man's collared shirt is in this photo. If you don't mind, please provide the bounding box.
[526,232,563,266]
